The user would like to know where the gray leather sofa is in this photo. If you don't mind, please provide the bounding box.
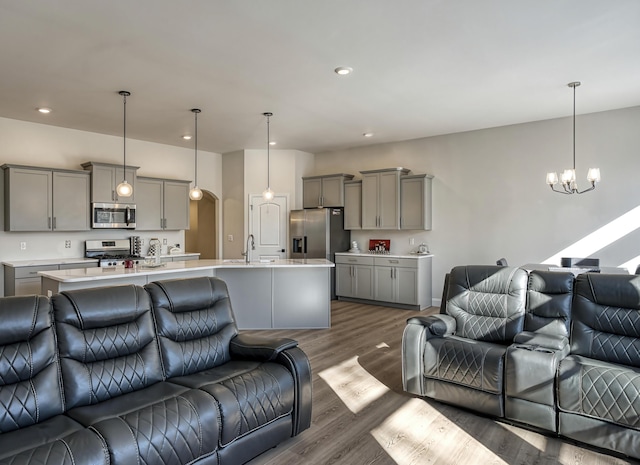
[0,276,311,465]
[403,265,640,460]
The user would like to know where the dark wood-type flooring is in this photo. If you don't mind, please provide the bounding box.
[245,300,638,465]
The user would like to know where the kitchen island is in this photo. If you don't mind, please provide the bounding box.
[39,259,334,330]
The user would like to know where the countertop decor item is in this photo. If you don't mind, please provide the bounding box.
[369,239,390,253]
[546,82,600,194]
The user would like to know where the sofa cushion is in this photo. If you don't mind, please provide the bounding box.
[145,277,238,378]
[89,388,219,465]
[53,285,163,409]
[571,273,640,368]
[446,266,527,343]
[525,270,573,337]
[171,362,295,446]
[0,295,63,433]
[0,415,108,465]
[423,335,506,395]
[558,354,640,431]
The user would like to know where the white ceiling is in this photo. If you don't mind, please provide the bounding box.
[1,0,639,154]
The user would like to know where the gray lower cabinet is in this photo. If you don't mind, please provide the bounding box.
[374,258,419,305]
[335,255,374,300]
[2,165,90,231]
[81,162,138,204]
[336,253,432,309]
[136,177,190,230]
[4,262,98,296]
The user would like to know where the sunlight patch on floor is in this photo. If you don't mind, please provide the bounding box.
[370,398,511,465]
[318,355,389,414]
[498,421,548,452]
[376,342,390,349]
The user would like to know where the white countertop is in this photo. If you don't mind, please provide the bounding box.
[2,258,99,267]
[335,252,434,259]
[39,258,335,283]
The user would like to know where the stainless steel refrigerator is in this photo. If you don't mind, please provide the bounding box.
[290,208,350,299]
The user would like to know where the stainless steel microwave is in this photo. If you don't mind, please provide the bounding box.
[91,203,136,229]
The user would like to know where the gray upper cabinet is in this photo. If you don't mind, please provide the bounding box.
[361,168,409,230]
[343,180,362,230]
[302,174,354,208]
[2,165,90,231]
[81,161,138,204]
[136,176,190,230]
[400,174,433,230]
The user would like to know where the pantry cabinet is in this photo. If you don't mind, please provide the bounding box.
[2,165,90,231]
[302,174,354,208]
[136,177,190,230]
[81,161,138,204]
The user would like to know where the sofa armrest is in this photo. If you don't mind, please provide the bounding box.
[230,333,298,362]
[407,314,457,337]
[513,331,569,352]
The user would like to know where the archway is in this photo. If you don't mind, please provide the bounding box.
[185,190,218,259]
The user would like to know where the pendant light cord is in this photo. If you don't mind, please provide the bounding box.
[194,110,198,186]
[572,83,576,171]
[266,113,271,188]
[119,91,130,182]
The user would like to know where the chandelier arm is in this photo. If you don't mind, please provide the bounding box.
[550,185,571,195]
[575,182,596,194]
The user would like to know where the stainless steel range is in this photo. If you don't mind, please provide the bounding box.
[85,239,141,267]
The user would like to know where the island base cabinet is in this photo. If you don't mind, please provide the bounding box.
[216,269,273,330]
[273,268,330,329]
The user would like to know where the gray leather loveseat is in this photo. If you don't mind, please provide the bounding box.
[0,276,311,465]
[403,265,640,460]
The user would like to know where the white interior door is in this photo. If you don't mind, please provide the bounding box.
[249,194,288,260]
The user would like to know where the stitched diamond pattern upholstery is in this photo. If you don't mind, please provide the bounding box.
[446,266,527,342]
[0,296,63,433]
[423,336,505,394]
[53,285,163,409]
[559,355,640,429]
[145,277,237,378]
[571,273,640,368]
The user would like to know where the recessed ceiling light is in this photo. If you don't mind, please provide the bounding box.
[182,135,192,140]
[37,107,52,114]
[334,67,353,76]
[363,132,373,137]
[269,141,277,146]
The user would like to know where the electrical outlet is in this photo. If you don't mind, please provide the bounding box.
[228,234,234,242]
[162,238,167,245]
[409,238,415,245]
[64,240,71,248]
[20,241,26,250]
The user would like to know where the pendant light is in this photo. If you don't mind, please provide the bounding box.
[189,108,203,201]
[546,82,600,194]
[262,112,274,201]
[116,90,133,198]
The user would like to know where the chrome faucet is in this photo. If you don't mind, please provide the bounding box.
[242,234,255,264]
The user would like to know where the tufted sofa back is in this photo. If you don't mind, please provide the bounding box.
[145,276,238,379]
[571,273,640,368]
[446,265,528,343]
[525,270,573,337]
[52,285,163,409]
[0,295,62,433]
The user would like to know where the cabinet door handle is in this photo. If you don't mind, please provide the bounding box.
[389,260,399,264]
[48,217,51,229]
[112,190,116,201]
[52,217,56,230]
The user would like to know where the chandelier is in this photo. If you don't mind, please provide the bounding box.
[545,82,600,194]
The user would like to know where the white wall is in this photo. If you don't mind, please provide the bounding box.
[0,117,223,294]
[315,106,640,299]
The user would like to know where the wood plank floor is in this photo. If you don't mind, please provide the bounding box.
[245,300,639,465]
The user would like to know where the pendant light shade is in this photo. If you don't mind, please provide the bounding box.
[262,112,274,201]
[189,108,203,201]
[116,90,133,198]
